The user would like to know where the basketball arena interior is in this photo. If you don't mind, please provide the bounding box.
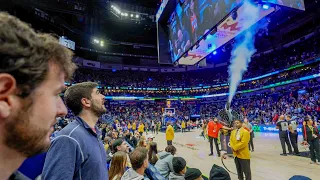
[1,0,320,180]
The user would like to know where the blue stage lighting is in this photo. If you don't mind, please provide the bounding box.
[213,51,217,55]
[112,69,116,72]
[262,4,270,10]
[148,78,152,81]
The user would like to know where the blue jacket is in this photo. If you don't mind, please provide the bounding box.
[42,117,108,180]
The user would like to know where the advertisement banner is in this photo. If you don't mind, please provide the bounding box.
[252,125,320,134]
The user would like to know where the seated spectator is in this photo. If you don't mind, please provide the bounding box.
[121,147,149,180]
[107,139,131,168]
[209,164,230,180]
[104,136,112,153]
[109,151,128,180]
[130,132,139,148]
[169,157,187,180]
[155,145,177,178]
[185,168,203,180]
[148,142,159,165]
[137,136,147,148]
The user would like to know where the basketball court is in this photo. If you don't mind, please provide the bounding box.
[152,129,319,180]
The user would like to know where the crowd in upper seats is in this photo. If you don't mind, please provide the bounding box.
[71,36,319,89]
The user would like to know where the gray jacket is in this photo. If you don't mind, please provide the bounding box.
[121,168,144,180]
[168,172,185,180]
[154,152,174,178]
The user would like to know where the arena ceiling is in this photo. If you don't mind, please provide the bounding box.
[0,0,319,66]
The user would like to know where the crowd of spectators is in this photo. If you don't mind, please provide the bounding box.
[71,36,319,89]
[59,79,320,136]
[52,80,320,180]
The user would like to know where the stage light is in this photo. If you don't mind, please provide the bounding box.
[131,14,133,17]
[112,69,116,72]
[213,51,217,55]
[121,13,124,16]
[262,4,270,10]
[124,13,128,16]
[136,14,139,18]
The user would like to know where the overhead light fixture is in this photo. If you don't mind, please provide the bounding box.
[262,4,270,10]
[121,13,124,16]
[131,14,134,17]
[136,14,139,18]
[125,13,128,16]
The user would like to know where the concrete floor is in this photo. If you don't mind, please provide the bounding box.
[150,129,320,180]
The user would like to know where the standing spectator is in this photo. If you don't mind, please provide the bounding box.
[151,120,156,134]
[169,157,187,180]
[121,147,149,180]
[109,151,128,180]
[243,118,254,152]
[155,145,177,178]
[148,142,159,165]
[156,121,161,135]
[230,119,251,180]
[166,122,175,145]
[128,122,132,133]
[181,121,186,133]
[302,117,320,165]
[42,82,108,180]
[132,121,137,133]
[138,122,145,136]
[0,12,75,180]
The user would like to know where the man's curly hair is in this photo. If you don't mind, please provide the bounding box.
[0,12,76,97]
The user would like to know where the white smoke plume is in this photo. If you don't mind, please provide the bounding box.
[228,0,260,103]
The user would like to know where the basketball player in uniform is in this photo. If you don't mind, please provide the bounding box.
[287,115,300,155]
[276,115,293,156]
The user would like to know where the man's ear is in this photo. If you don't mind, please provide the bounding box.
[81,98,91,108]
[144,158,148,168]
[0,74,16,100]
[0,74,16,119]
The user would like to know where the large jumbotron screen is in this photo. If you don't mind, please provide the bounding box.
[157,0,305,65]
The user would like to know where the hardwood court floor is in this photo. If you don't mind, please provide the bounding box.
[151,129,320,180]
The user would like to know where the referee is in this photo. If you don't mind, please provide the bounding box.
[276,115,293,156]
[287,115,300,155]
